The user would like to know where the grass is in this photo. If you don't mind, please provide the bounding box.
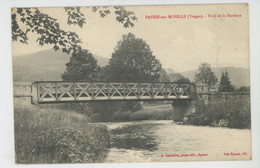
[14,105,110,164]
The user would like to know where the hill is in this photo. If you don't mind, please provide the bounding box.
[13,49,109,82]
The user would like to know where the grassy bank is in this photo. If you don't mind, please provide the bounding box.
[14,105,110,164]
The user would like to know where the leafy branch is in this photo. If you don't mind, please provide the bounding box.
[12,7,138,54]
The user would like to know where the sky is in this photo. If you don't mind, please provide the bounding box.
[12,4,249,72]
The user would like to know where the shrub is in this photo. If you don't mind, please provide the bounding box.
[225,98,251,128]
[206,97,251,128]
[14,105,110,164]
[185,97,251,129]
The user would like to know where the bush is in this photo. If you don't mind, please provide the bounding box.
[225,98,251,128]
[14,105,110,164]
[185,97,251,129]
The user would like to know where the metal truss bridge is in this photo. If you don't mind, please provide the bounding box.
[31,81,196,104]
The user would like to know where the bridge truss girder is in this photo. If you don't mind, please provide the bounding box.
[31,82,196,104]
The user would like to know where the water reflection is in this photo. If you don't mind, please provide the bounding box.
[110,124,160,151]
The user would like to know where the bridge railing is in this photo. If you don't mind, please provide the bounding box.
[31,81,196,104]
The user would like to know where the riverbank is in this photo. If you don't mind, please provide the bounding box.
[14,105,110,164]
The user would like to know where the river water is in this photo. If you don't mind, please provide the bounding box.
[103,120,251,163]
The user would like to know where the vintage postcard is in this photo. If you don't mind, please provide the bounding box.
[12,4,251,164]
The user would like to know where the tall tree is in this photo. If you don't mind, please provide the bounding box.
[195,63,218,86]
[218,70,235,92]
[105,33,162,82]
[12,7,138,54]
[62,49,99,81]
[97,33,161,112]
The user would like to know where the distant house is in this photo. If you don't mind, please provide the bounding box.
[208,85,218,93]
[196,84,208,93]
[196,83,218,93]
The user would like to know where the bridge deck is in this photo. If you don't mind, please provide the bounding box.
[31,82,196,104]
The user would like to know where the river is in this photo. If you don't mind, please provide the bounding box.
[103,120,251,163]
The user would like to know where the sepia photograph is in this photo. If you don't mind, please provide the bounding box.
[11,3,253,165]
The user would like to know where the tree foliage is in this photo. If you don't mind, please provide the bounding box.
[218,70,235,92]
[195,63,218,86]
[92,6,138,28]
[158,69,170,82]
[64,7,86,27]
[12,8,81,54]
[62,49,99,81]
[103,33,162,82]
[12,7,138,54]
[174,77,191,84]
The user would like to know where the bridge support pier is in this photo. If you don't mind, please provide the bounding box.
[172,100,191,122]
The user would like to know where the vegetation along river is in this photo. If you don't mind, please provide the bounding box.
[103,120,251,162]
